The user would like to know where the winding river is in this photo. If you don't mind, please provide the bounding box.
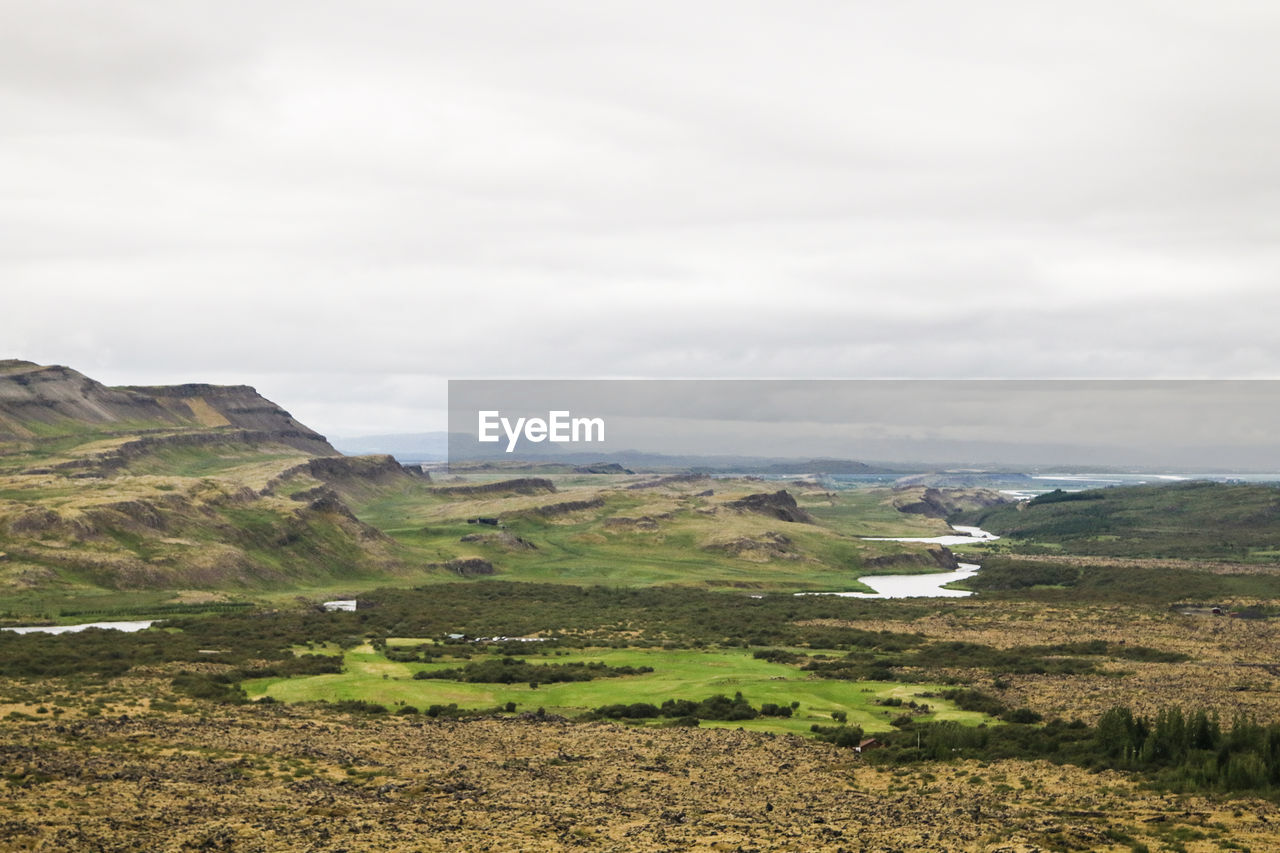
[800,524,999,599]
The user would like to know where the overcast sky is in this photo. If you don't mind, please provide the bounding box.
[3,2,1279,436]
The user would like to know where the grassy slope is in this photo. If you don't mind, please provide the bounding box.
[960,480,1280,562]
[0,438,411,612]
[344,475,965,591]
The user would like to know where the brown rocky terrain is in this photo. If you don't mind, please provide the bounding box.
[804,600,1280,724]
[1,694,1276,852]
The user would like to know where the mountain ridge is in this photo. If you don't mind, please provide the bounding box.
[0,359,335,457]
[0,360,412,594]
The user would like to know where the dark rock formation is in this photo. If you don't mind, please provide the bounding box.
[527,497,605,517]
[434,478,556,497]
[892,487,1008,519]
[626,474,710,490]
[573,463,635,474]
[265,455,421,496]
[725,490,814,524]
[864,545,959,571]
[459,531,537,550]
[604,516,660,530]
[705,531,797,560]
[439,557,496,576]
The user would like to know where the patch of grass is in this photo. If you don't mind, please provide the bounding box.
[242,644,994,736]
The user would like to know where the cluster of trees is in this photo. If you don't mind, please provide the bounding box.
[412,657,653,684]
[0,616,346,679]
[957,481,1280,564]
[1027,489,1106,506]
[587,692,797,724]
[1095,706,1280,791]
[0,583,947,686]
[311,699,521,718]
[302,582,941,650]
[810,722,865,747]
[968,557,1280,606]
[865,705,1280,794]
[383,644,466,663]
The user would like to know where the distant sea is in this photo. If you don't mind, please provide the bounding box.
[998,472,1280,500]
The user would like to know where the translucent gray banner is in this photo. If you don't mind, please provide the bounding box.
[447,380,1280,472]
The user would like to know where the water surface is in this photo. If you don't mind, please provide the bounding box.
[2,620,156,635]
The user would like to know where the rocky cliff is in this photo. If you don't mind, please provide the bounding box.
[0,360,335,456]
[0,360,407,591]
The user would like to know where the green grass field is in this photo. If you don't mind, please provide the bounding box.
[242,643,994,735]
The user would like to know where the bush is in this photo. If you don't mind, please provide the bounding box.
[1000,707,1043,724]
[416,657,653,684]
[810,724,865,748]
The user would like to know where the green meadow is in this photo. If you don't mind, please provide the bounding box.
[242,643,994,736]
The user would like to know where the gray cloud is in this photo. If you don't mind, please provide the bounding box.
[2,1,1279,435]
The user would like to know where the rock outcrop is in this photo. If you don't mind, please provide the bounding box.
[458,531,537,550]
[573,463,635,474]
[434,478,556,497]
[725,490,814,524]
[526,497,606,517]
[892,486,1008,519]
[704,531,798,561]
[864,545,959,571]
[626,474,710,490]
[438,557,496,576]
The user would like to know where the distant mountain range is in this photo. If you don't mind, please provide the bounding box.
[330,431,913,474]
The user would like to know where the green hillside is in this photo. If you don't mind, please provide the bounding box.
[0,361,988,619]
[957,480,1280,561]
[0,362,420,605]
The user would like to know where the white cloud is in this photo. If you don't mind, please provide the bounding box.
[2,1,1279,434]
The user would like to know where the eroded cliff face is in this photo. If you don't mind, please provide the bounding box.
[263,455,429,500]
[0,361,185,438]
[0,360,335,456]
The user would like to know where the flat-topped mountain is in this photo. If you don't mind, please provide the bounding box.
[0,359,334,456]
[0,360,420,592]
